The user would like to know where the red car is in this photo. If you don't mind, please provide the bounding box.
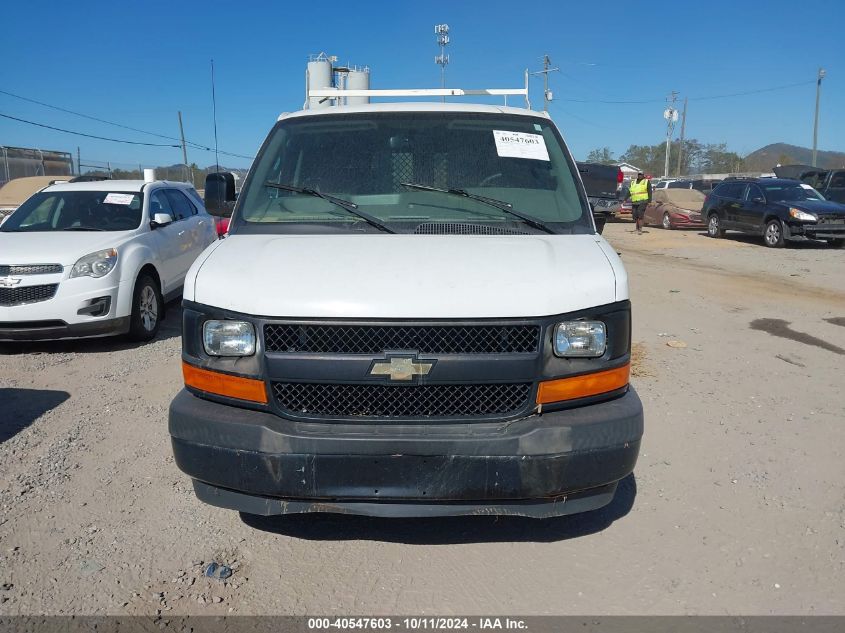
[214,216,229,238]
[643,189,706,229]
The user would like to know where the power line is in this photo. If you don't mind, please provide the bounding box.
[556,79,815,105]
[0,113,182,147]
[0,87,254,160]
[0,88,185,143]
[688,80,815,102]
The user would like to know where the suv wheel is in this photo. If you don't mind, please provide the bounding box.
[662,212,672,230]
[128,274,162,341]
[763,219,785,248]
[707,213,723,238]
[828,238,844,248]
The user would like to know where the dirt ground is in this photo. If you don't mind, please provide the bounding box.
[1,223,843,616]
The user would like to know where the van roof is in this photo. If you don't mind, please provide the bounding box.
[278,102,550,122]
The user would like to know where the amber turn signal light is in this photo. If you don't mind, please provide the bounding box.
[182,361,268,404]
[536,363,630,405]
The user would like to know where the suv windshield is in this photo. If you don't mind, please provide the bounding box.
[761,182,825,203]
[235,111,591,234]
[1,190,143,232]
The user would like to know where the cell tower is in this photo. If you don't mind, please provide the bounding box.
[434,24,450,100]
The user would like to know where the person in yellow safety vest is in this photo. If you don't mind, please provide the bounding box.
[626,171,652,234]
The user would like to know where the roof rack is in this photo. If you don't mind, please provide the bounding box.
[307,71,531,109]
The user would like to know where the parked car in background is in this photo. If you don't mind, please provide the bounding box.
[689,178,722,193]
[666,179,693,189]
[652,179,676,190]
[703,178,845,248]
[0,179,217,341]
[0,176,71,219]
[644,188,706,229]
[577,162,623,228]
[773,165,845,205]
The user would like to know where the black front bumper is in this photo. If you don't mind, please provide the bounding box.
[0,317,129,342]
[787,221,845,240]
[169,387,643,518]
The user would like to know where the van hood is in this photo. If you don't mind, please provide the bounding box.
[0,231,132,266]
[189,233,626,319]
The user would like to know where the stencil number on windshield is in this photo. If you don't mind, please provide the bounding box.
[493,130,550,161]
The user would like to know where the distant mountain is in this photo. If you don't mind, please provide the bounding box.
[743,143,845,171]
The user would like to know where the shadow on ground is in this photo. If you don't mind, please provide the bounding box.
[696,232,839,249]
[240,474,637,544]
[0,388,70,443]
[0,301,182,355]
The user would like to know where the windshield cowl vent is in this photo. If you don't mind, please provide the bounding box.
[413,222,528,236]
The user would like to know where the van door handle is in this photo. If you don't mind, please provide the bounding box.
[198,220,206,226]
[178,230,186,236]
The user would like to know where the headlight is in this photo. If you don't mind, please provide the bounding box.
[70,248,118,278]
[789,208,817,221]
[554,321,607,357]
[203,320,256,356]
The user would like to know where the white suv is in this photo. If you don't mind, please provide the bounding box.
[0,179,217,342]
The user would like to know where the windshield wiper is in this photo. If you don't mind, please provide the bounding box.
[264,181,395,234]
[400,182,556,235]
[62,226,106,231]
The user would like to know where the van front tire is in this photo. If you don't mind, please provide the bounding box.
[128,274,162,341]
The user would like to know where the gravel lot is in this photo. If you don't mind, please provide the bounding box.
[1,222,843,615]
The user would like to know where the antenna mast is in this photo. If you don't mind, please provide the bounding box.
[211,59,220,174]
[434,24,450,102]
[663,91,679,178]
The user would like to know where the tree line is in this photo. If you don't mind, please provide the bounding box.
[586,140,745,176]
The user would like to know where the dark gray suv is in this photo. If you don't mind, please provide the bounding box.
[702,178,845,248]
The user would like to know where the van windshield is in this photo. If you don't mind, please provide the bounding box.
[234,111,591,234]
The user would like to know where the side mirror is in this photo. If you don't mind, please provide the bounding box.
[593,213,607,235]
[204,172,236,216]
[151,212,174,227]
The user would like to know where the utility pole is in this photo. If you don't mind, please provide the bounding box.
[77,146,81,176]
[812,67,826,167]
[675,97,688,176]
[663,91,678,178]
[530,55,560,112]
[177,111,192,184]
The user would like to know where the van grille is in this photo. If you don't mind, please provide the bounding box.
[0,284,59,306]
[272,382,532,419]
[264,324,541,354]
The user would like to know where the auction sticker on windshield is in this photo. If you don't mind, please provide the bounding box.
[493,130,550,161]
[103,193,135,205]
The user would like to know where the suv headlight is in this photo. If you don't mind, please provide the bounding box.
[203,320,256,356]
[789,208,817,221]
[70,248,118,278]
[554,321,606,357]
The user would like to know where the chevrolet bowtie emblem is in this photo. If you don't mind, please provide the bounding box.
[0,276,22,288]
[369,357,434,381]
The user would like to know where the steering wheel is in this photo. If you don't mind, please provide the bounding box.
[477,173,503,187]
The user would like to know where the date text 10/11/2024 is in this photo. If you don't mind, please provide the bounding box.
[307,617,529,630]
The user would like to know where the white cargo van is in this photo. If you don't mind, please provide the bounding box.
[169,91,643,518]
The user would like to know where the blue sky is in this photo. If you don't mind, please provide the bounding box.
[2,0,843,170]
